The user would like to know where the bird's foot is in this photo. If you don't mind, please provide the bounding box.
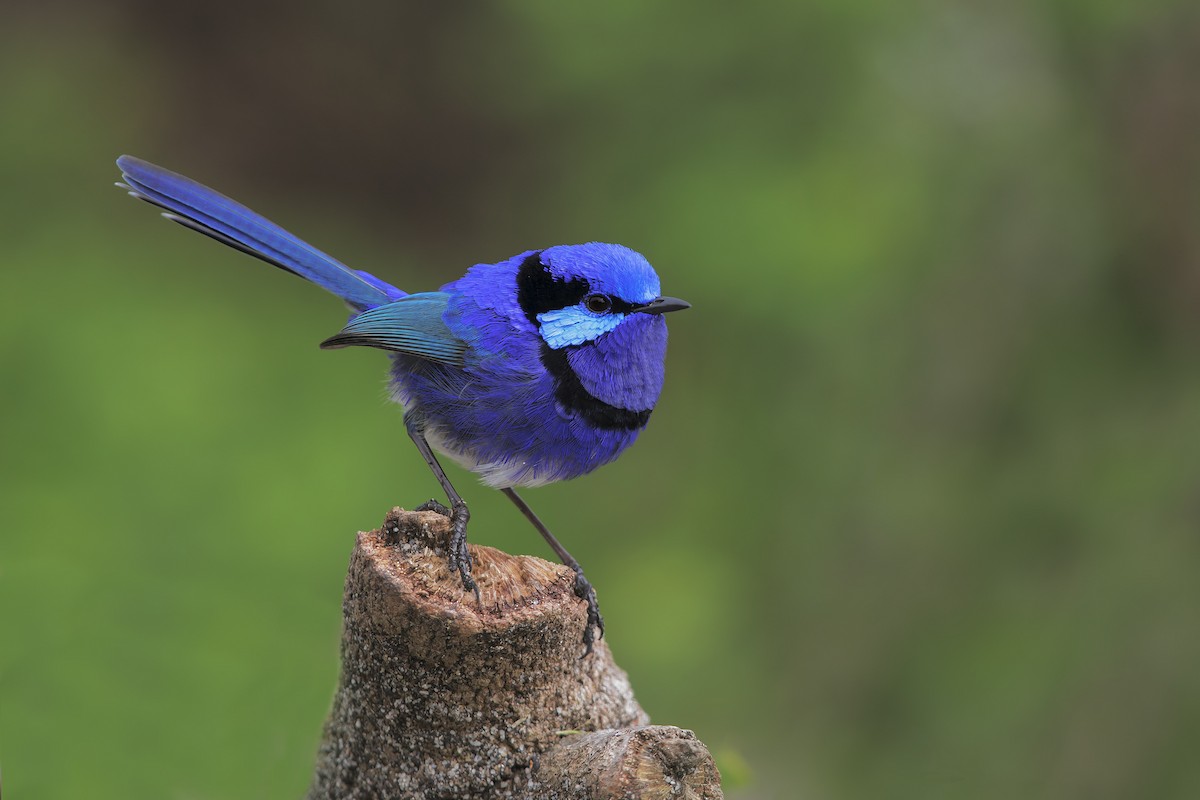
[573,570,605,657]
[415,498,479,602]
[415,498,452,517]
[445,499,480,604]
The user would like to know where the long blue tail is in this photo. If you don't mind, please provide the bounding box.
[116,156,401,311]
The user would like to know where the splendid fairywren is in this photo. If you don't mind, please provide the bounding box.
[115,156,689,654]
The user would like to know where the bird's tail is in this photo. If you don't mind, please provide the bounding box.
[116,155,402,311]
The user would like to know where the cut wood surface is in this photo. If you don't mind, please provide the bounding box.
[307,507,722,799]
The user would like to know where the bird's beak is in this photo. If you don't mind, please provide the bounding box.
[632,296,691,315]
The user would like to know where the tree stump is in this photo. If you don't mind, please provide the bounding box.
[307,508,722,800]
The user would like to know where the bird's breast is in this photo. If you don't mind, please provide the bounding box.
[388,352,645,488]
[388,292,668,488]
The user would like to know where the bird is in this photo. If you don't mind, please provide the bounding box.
[115,155,689,654]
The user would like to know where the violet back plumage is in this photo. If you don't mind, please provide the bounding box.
[114,155,689,654]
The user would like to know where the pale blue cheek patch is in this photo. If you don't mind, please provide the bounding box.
[537,306,626,349]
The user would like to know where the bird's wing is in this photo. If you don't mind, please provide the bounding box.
[320,292,468,366]
[116,155,399,311]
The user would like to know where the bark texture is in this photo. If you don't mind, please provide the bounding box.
[308,507,722,800]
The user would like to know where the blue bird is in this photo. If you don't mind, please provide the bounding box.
[115,155,689,653]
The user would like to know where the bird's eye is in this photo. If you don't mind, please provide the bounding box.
[584,294,612,314]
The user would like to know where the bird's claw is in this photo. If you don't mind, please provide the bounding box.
[415,498,479,602]
[445,500,480,604]
[573,571,604,657]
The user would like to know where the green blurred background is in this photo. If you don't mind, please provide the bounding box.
[3,2,1200,798]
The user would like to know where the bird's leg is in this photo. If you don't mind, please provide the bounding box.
[501,487,604,656]
[406,426,480,603]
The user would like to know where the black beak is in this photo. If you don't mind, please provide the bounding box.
[632,296,691,315]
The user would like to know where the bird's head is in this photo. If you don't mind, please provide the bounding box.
[507,243,688,419]
[516,243,689,350]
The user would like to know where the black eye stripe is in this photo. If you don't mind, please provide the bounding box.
[516,252,588,326]
[516,252,642,324]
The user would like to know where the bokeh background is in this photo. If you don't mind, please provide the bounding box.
[3,2,1200,798]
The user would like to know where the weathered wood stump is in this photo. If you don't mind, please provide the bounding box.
[307,507,722,799]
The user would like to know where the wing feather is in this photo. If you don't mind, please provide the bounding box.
[320,292,468,366]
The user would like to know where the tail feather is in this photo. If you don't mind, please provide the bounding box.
[116,155,400,310]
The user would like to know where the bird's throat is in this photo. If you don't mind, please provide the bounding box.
[538,342,652,431]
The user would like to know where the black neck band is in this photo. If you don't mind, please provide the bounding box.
[538,342,651,432]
